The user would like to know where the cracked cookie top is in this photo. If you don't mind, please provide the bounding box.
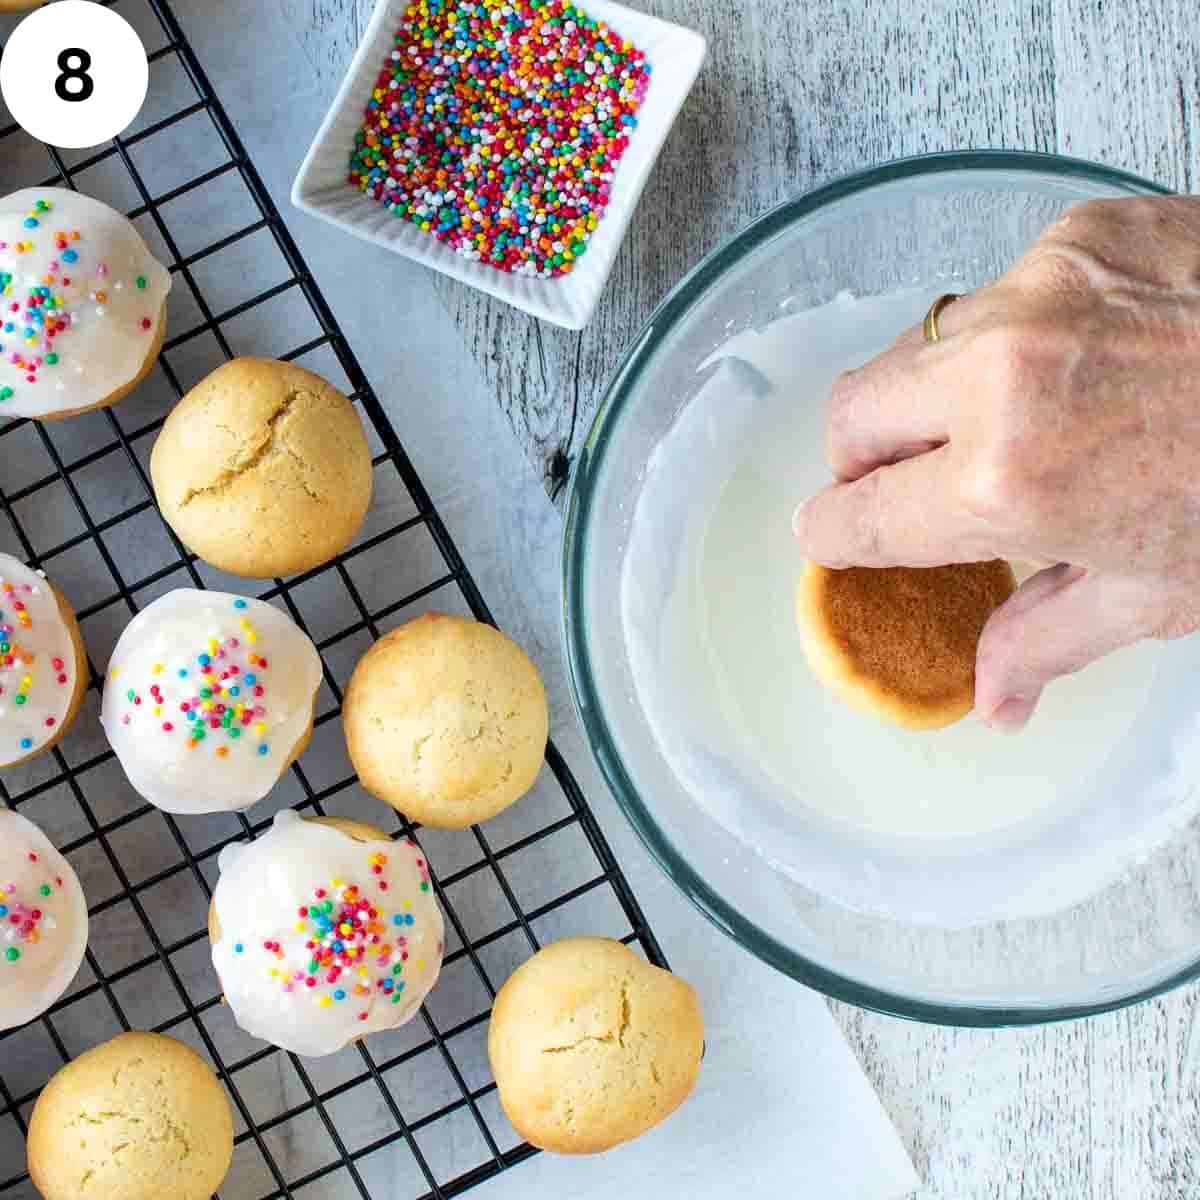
[26,1031,234,1200]
[210,810,444,1057]
[100,590,322,814]
[342,612,550,830]
[488,937,704,1154]
[149,357,373,579]
[0,188,170,420]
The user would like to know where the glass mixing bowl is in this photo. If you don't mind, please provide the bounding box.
[561,151,1200,1025]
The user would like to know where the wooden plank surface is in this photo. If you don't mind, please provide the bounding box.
[290,1,1198,483]
[225,2,1200,1196]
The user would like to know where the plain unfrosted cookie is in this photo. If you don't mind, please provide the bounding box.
[343,613,549,829]
[208,811,444,1057]
[488,938,704,1154]
[0,1,44,11]
[150,358,373,578]
[796,560,1016,730]
[26,1032,234,1200]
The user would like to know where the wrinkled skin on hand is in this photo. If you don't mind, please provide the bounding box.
[792,197,1200,730]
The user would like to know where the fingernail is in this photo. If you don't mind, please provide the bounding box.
[791,501,809,539]
[985,696,1036,732]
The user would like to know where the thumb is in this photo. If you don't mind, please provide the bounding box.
[974,564,1157,731]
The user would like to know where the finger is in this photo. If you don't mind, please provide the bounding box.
[974,566,1157,730]
[1035,197,1200,293]
[827,286,1012,482]
[793,447,990,567]
[825,343,953,480]
[888,286,997,349]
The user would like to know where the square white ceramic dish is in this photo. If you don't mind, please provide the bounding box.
[291,0,707,330]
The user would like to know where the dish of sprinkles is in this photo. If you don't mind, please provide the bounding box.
[234,844,437,1021]
[111,598,275,759]
[0,850,64,965]
[349,0,652,277]
[1,576,70,756]
[0,198,156,407]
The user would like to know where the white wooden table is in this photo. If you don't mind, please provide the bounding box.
[174,1,1200,1196]
[272,0,1200,490]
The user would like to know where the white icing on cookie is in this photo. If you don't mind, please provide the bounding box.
[0,188,171,420]
[211,810,444,1057]
[100,591,322,815]
[0,554,79,768]
[0,810,89,1031]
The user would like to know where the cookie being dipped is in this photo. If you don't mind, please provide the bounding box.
[796,560,1016,730]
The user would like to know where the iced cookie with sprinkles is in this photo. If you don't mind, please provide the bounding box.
[0,188,170,421]
[100,590,323,815]
[0,553,89,769]
[0,809,89,1030]
[209,810,445,1057]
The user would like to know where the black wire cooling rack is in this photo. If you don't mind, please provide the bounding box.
[0,2,666,1196]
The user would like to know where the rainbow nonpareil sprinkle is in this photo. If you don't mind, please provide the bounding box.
[348,0,652,277]
[0,578,69,756]
[239,845,435,1021]
[0,850,64,966]
[111,598,274,759]
[0,198,156,407]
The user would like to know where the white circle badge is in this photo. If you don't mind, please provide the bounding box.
[0,1,149,150]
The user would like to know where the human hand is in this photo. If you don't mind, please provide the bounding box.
[791,196,1200,730]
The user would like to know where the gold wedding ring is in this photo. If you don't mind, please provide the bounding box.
[923,292,963,344]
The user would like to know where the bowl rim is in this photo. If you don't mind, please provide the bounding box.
[562,149,1180,1027]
